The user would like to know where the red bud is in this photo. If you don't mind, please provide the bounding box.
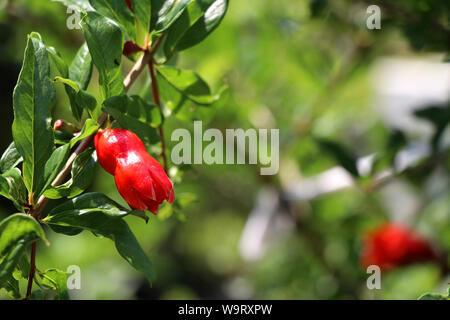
[360,223,436,270]
[94,129,174,214]
[123,40,143,57]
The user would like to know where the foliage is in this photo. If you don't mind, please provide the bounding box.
[0,0,448,300]
[0,0,227,299]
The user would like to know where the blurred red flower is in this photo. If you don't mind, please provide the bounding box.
[361,223,436,270]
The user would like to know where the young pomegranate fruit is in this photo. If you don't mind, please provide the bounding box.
[94,129,174,214]
[360,223,436,270]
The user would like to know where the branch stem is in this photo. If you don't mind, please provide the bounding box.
[25,242,36,299]
[148,60,168,172]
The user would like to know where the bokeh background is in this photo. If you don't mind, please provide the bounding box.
[0,0,449,299]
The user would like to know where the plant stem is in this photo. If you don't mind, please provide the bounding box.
[25,242,36,299]
[148,60,168,172]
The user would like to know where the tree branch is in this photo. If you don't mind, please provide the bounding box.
[25,242,36,299]
[25,35,166,298]
[148,59,168,172]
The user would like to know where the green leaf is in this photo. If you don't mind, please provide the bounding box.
[162,0,208,57]
[77,90,100,121]
[0,214,48,257]
[164,0,228,56]
[176,0,227,51]
[70,119,99,148]
[0,168,28,211]
[315,138,360,177]
[103,95,161,146]
[0,142,23,173]
[54,77,99,121]
[44,148,96,199]
[0,214,48,292]
[54,131,75,146]
[155,65,224,122]
[44,192,129,218]
[47,48,83,121]
[43,194,156,283]
[156,65,220,105]
[418,289,450,300]
[37,269,69,300]
[69,42,93,91]
[89,0,137,41]
[52,0,94,11]
[12,32,55,199]
[82,11,125,99]
[2,274,21,299]
[46,46,69,77]
[38,144,71,199]
[130,0,151,33]
[150,0,191,33]
[54,76,80,92]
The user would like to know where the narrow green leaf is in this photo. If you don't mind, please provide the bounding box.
[70,119,99,148]
[0,142,23,174]
[2,273,21,299]
[77,90,100,121]
[82,12,125,99]
[12,32,56,199]
[175,0,228,51]
[38,144,71,199]
[89,0,137,41]
[0,168,28,211]
[54,76,80,92]
[44,192,129,218]
[47,48,83,121]
[69,42,93,90]
[0,214,48,291]
[163,0,228,57]
[0,214,48,256]
[44,194,156,283]
[150,0,191,33]
[38,269,69,300]
[162,0,208,57]
[52,0,94,11]
[44,148,96,199]
[156,65,220,105]
[155,65,225,122]
[46,46,69,77]
[54,77,98,121]
[54,131,75,146]
[130,0,151,33]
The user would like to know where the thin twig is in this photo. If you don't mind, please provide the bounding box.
[25,242,36,299]
[148,60,168,172]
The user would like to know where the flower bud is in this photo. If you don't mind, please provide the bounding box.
[95,129,174,214]
[123,40,143,57]
[360,223,436,270]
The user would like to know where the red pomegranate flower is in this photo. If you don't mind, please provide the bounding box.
[360,223,436,270]
[94,129,174,214]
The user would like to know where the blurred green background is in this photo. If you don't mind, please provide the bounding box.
[0,0,449,299]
